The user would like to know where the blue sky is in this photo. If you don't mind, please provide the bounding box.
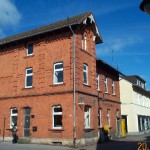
[0,0,150,89]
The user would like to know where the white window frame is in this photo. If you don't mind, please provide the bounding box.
[52,106,62,129]
[82,35,87,50]
[84,106,90,128]
[27,43,33,56]
[96,73,100,91]
[104,77,108,93]
[107,109,110,127]
[53,62,63,84]
[112,80,115,95]
[25,68,33,88]
[10,108,18,128]
[98,109,102,127]
[83,64,88,85]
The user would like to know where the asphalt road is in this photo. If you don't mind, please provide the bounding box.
[1,133,150,150]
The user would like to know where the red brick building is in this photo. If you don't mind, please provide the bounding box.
[96,59,121,138]
[0,12,121,146]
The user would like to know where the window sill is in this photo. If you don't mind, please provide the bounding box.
[50,83,66,87]
[48,128,64,132]
[83,84,91,88]
[23,54,34,59]
[22,87,34,90]
[105,92,110,95]
[83,128,94,132]
[98,127,104,130]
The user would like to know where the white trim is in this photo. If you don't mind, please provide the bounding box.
[27,43,33,56]
[52,106,62,129]
[82,35,87,51]
[98,109,102,127]
[10,108,18,128]
[53,63,63,84]
[84,107,90,129]
[96,73,100,91]
[25,68,33,88]
[104,77,108,93]
[112,80,115,95]
[83,64,88,85]
[107,109,110,127]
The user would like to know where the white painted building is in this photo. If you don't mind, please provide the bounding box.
[119,75,150,135]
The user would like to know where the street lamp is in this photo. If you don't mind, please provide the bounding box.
[140,0,150,14]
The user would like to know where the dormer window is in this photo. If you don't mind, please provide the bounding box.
[82,35,87,50]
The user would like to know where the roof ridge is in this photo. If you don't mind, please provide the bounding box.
[0,12,91,44]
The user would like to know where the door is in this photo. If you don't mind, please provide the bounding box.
[24,108,31,137]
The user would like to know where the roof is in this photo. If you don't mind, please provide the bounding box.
[96,58,122,75]
[126,75,146,83]
[0,12,102,46]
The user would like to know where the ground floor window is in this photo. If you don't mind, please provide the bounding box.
[107,109,110,127]
[98,109,102,127]
[52,106,62,129]
[10,108,18,128]
[84,106,91,128]
[138,115,150,132]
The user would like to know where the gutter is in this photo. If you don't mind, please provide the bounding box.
[69,25,76,146]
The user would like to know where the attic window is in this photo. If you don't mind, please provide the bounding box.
[27,43,33,56]
[82,35,87,51]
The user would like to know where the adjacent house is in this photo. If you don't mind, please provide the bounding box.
[120,75,150,135]
[96,59,121,138]
[0,12,122,146]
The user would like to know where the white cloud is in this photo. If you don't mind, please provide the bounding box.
[0,0,21,38]
[96,35,143,56]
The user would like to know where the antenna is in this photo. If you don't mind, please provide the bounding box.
[112,49,114,64]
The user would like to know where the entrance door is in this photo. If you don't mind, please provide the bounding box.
[116,118,121,137]
[121,115,128,133]
[24,108,31,137]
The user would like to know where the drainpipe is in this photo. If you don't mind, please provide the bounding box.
[3,117,6,141]
[69,25,76,146]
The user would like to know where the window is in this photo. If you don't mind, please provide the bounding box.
[84,106,90,128]
[107,109,110,127]
[27,43,33,56]
[96,73,100,91]
[112,80,115,95]
[25,68,33,88]
[83,64,88,85]
[104,77,108,93]
[82,35,87,50]
[53,63,63,84]
[116,110,119,118]
[10,108,18,128]
[52,106,62,129]
[98,109,102,127]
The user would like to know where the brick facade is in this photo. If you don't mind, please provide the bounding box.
[0,12,121,146]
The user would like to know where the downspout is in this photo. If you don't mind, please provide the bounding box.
[69,25,76,146]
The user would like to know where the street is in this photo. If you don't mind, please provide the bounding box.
[0,134,150,150]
